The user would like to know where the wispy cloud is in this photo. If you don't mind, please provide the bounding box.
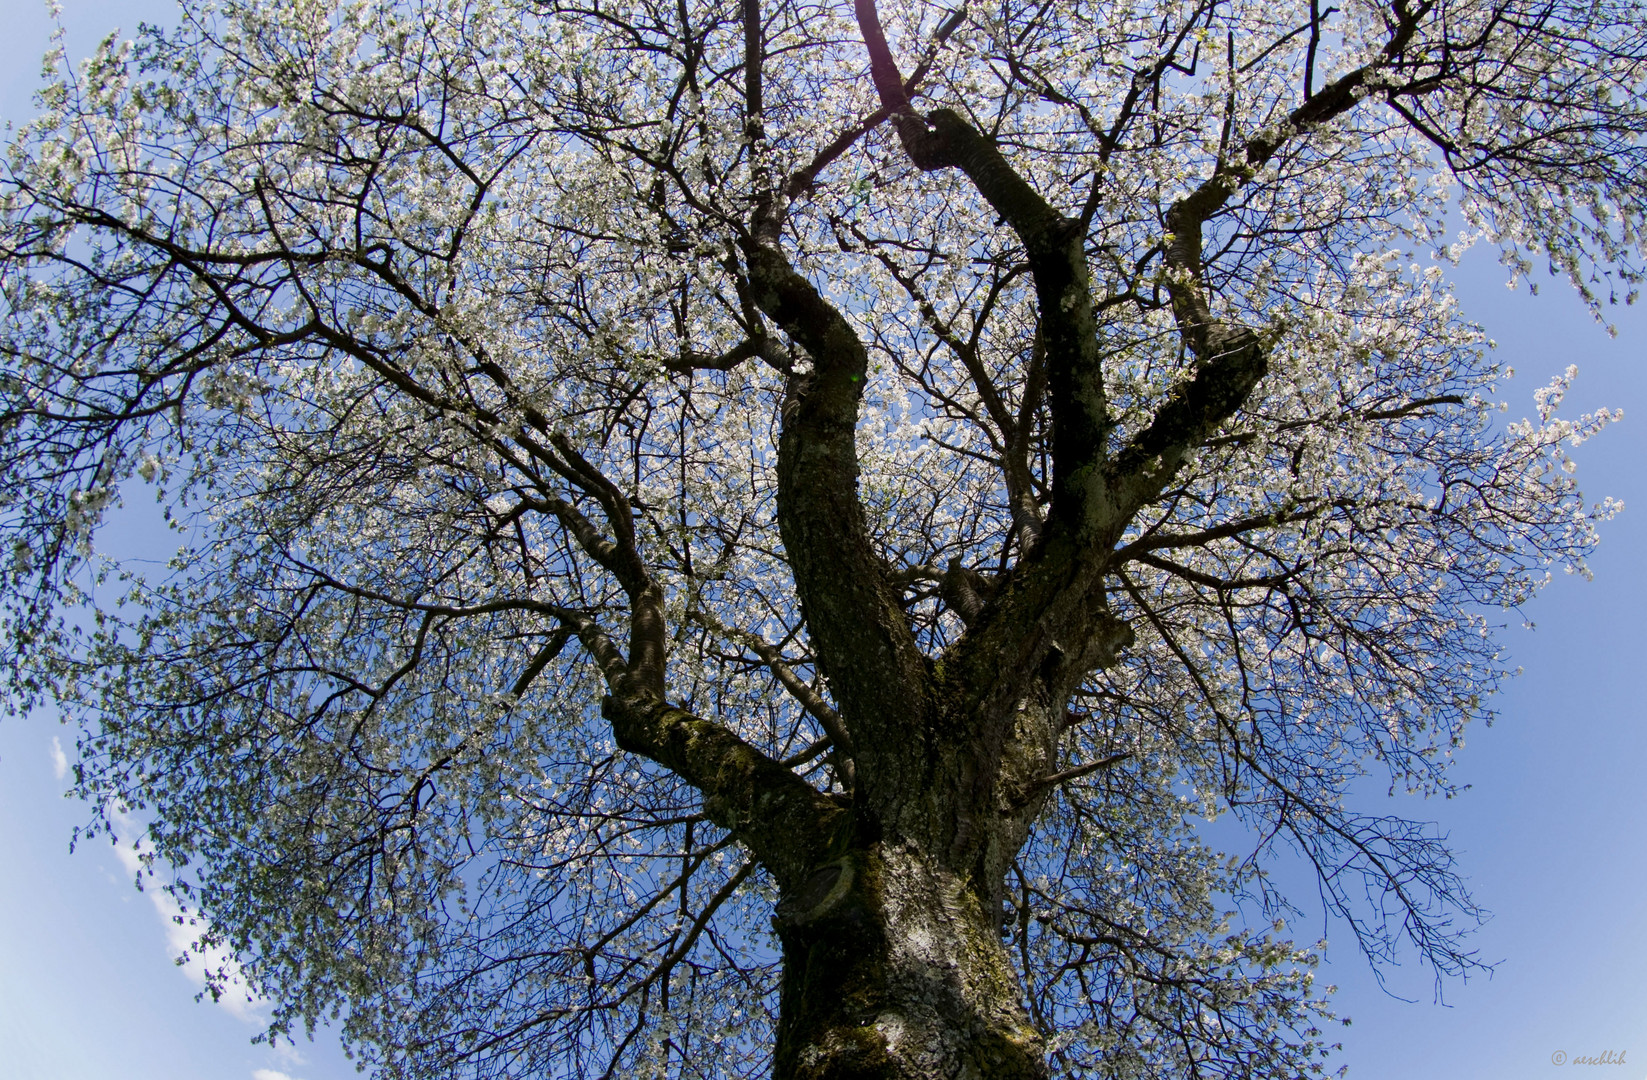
[107,806,266,1021]
[49,735,67,780]
[272,1042,309,1068]
[252,1070,301,1080]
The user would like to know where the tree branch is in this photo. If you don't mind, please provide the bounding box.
[601,689,845,890]
[690,608,856,771]
[741,231,932,805]
[853,0,1115,544]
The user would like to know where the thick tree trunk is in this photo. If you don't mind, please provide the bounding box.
[771,841,1047,1080]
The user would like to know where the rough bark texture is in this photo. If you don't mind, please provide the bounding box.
[772,842,1046,1080]
[746,229,1060,1076]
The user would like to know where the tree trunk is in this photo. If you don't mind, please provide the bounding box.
[772,841,1047,1080]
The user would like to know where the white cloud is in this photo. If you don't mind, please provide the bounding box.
[106,806,266,1022]
[49,735,67,780]
[252,1070,301,1080]
[272,1043,308,1068]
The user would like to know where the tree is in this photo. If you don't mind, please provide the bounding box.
[0,0,1640,1074]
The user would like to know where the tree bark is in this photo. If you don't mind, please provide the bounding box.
[772,840,1046,1080]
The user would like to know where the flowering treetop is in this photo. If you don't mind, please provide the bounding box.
[0,0,1639,1076]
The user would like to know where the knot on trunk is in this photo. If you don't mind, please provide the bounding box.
[775,857,856,929]
[1079,610,1135,671]
[941,557,997,626]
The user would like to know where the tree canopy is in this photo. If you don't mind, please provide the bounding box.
[0,0,1640,1076]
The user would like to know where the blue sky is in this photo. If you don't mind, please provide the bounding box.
[1290,268,1647,1075]
[1,3,1642,1078]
